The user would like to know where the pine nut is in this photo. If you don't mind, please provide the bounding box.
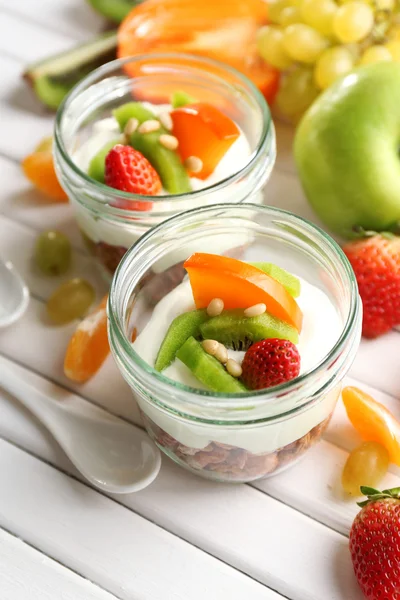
[184,156,203,173]
[159,111,173,131]
[202,339,219,356]
[244,303,267,318]
[214,344,228,364]
[159,134,179,150]
[226,358,242,378]
[138,120,161,134]
[206,298,224,317]
[124,118,139,136]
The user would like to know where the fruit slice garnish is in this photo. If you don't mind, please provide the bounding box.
[200,308,298,350]
[64,295,109,382]
[22,137,68,202]
[250,262,301,298]
[113,101,155,131]
[171,90,197,109]
[176,336,247,393]
[184,253,303,332]
[88,138,121,183]
[342,386,400,466]
[155,309,209,372]
[171,103,240,179]
[117,0,280,105]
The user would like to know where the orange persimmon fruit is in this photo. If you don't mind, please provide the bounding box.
[342,386,400,466]
[184,253,303,332]
[64,295,110,383]
[22,137,68,203]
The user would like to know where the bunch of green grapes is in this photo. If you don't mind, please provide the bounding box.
[257,0,400,121]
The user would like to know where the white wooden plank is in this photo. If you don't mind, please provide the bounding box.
[0,0,104,41]
[0,528,118,600]
[0,361,362,600]
[0,438,282,600]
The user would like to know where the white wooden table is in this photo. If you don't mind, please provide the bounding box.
[0,3,399,599]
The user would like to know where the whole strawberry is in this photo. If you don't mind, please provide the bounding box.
[105,144,161,209]
[350,486,400,600]
[241,338,300,390]
[343,234,400,338]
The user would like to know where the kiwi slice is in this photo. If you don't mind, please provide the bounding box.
[176,337,247,393]
[171,90,197,109]
[250,262,301,298]
[155,310,208,372]
[113,102,155,131]
[87,0,141,23]
[200,309,299,350]
[87,138,121,183]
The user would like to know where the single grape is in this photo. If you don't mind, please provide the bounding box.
[276,67,319,120]
[283,24,330,64]
[301,0,337,37]
[360,45,392,65]
[268,0,290,24]
[47,278,95,325]
[385,39,400,61]
[35,230,71,276]
[257,26,292,70]
[314,46,355,89]
[333,2,374,44]
[342,441,389,497]
[279,6,302,26]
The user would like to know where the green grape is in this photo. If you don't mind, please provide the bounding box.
[342,441,389,497]
[47,278,95,325]
[333,2,374,44]
[35,230,71,276]
[268,0,290,24]
[314,46,354,89]
[257,26,292,70]
[279,6,302,26]
[283,23,330,63]
[359,45,392,64]
[300,0,338,37]
[275,67,319,120]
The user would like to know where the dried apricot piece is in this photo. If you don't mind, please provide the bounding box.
[22,137,68,202]
[64,295,110,383]
[342,386,400,466]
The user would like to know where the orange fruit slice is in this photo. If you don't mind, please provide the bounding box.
[184,253,303,332]
[117,0,280,105]
[64,295,110,383]
[342,386,400,466]
[22,137,68,203]
[171,103,240,179]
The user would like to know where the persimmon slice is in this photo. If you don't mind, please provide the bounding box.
[184,254,303,332]
[22,137,68,203]
[171,103,240,179]
[342,386,400,466]
[64,295,109,383]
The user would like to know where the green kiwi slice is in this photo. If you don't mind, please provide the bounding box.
[113,102,155,131]
[155,310,208,372]
[171,90,197,108]
[87,138,121,183]
[250,262,301,298]
[200,309,299,351]
[176,337,247,393]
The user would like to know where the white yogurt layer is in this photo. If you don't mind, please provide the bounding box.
[132,274,343,453]
[72,104,253,249]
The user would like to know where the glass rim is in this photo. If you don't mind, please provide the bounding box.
[108,203,360,415]
[54,52,272,209]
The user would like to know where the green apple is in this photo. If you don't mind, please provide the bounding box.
[294,63,400,238]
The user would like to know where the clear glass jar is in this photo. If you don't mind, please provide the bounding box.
[54,53,276,280]
[108,204,362,483]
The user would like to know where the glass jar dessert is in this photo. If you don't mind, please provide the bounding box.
[54,53,276,280]
[108,204,362,483]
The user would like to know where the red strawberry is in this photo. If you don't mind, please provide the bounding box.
[350,486,400,600]
[343,234,400,338]
[241,338,300,390]
[105,144,161,210]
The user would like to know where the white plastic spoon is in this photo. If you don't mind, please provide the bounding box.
[0,258,29,327]
[0,356,161,494]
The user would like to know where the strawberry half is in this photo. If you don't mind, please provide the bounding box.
[105,144,161,210]
[241,338,300,390]
[350,486,400,600]
[343,234,400,338]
